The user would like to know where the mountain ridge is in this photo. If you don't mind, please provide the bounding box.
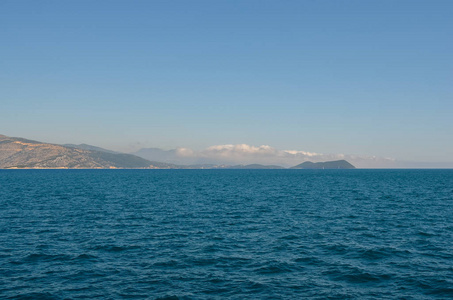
[63,143,119,154]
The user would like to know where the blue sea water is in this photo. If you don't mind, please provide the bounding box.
[0,169,452,299]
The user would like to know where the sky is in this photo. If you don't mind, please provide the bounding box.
[1,0,452,166]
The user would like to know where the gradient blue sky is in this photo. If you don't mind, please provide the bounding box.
[1,0,452,162]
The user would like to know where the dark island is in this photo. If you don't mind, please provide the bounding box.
[291,160,355,169]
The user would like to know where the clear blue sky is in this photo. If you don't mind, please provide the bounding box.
[1,0,452,162]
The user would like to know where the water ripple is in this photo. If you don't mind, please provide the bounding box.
[0,169,452,299]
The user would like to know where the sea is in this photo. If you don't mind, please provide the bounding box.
[0,169,452,299]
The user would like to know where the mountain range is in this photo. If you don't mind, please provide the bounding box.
[0,134,355,169]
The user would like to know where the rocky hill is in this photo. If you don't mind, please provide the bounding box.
[63,143,119,154]
[291,160,355,169]
[0,134,175,169]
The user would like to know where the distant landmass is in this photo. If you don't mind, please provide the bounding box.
[290,160,355,169]
[0,134,175,169]
[227,164,285,169]
[0,134,356,169]
[132,148,180,164]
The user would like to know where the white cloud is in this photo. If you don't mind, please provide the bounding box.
[204,144,277,157]
[132,143,447,168]
[166,143,396,167]
[200,144,330,165]
[175,147,194,157]
[283,150,320,157]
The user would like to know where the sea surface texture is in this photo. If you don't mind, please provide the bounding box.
[0,170,452,299]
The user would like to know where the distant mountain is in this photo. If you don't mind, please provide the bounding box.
[132,148,179,163]
[0,134,360,170]
[226,164,285,169]
[63,143,119,154]
[0,134,177,169]
[182,164,219,169]
[291,160,355,169]
[133,148,296,167]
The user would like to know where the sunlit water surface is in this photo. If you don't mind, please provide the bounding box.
[0,169,452,299]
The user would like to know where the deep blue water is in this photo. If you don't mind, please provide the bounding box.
[0,169,452,299]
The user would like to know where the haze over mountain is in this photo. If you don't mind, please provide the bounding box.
[132,144,398,168]
[133,148,181,164]
[131,144,453,168]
